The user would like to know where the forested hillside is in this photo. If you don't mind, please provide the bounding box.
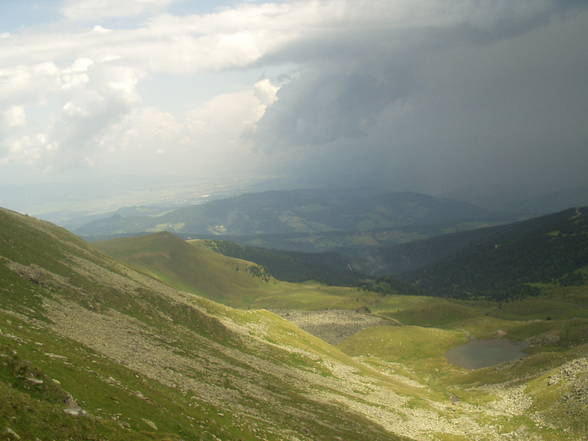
[397,207,588,300]
[203,239,359,285]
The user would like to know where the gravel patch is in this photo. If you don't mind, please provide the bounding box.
[273,310,394,344]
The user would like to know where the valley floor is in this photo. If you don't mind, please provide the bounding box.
[272,289,588,441]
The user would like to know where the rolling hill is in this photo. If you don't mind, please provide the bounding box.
[95,233,368,310]
[74,189,493,244]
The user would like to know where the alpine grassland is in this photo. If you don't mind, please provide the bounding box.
[0,208,405,441]
[2,207,588,440]
[95,233,376,310]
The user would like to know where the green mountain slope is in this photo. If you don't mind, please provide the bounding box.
[403,207,588,300]
[3,207,588,441]
[366,207,588,300]
[0,208,409,441]
[93,219,588,440]
[95,232,270,304]
[95,233,370,310]
[362,223,507,276]
[201,239,359,285]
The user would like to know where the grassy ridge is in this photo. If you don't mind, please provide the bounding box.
[95,233,375,310]
[1,207,411,441]
[96,232,270,303]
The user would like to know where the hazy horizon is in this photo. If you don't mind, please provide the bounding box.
[1,0,588,215]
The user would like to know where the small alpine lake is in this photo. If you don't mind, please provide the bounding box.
[446,338,528,369]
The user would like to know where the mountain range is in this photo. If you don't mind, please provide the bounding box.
[73,189,501,250]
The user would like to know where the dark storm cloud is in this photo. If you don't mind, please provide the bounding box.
[254,1,588,206]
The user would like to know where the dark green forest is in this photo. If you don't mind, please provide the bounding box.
[393,207,588,300]
[203,239,360,285]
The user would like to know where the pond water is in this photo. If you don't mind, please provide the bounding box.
[446,338,528,369]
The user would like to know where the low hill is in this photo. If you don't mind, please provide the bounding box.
[75,188,491,240]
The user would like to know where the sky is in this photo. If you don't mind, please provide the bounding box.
[1,0,587,214]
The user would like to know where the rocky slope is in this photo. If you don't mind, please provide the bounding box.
[0,207,407,441]
[2,207,588,440]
